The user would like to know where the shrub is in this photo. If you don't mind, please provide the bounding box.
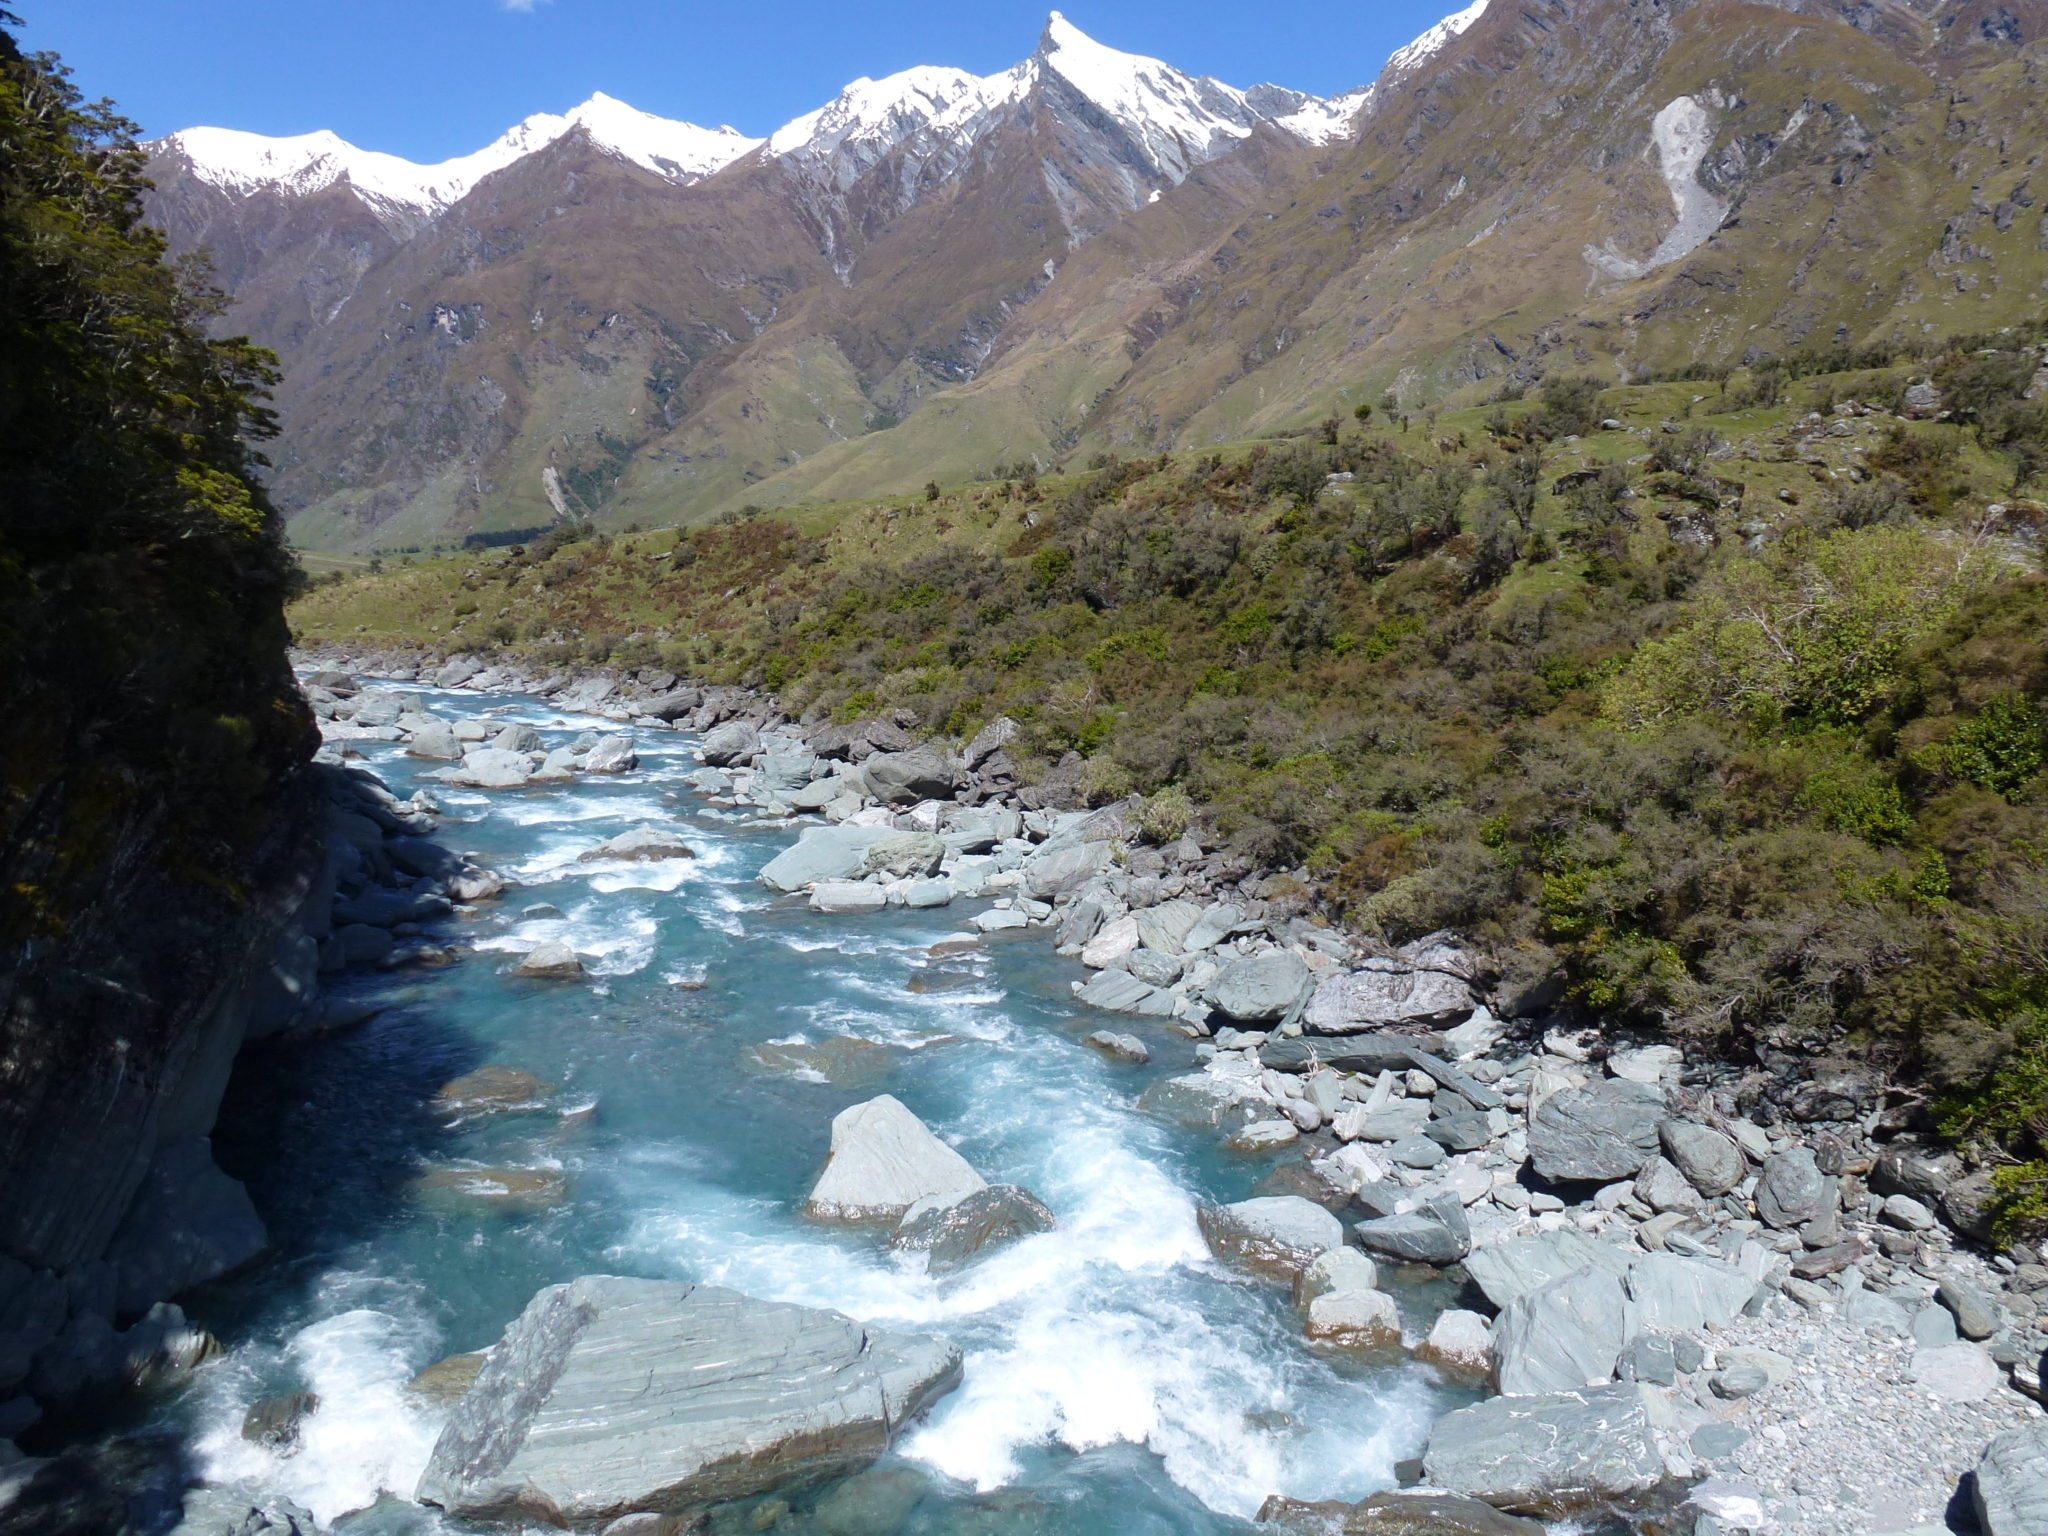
[1135,785,1195,844]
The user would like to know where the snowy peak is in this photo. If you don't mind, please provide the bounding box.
[158,93,761,224]
[1385,0,1490,83]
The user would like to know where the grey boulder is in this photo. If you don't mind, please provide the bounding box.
[584,735,639,774]
[1526,1079,1663,1183]
[1492,1269,1638,1395]
[1977,1424,2048,1536]
[1199,1197,1343,1278]
[442,748,533,789]
[1303,960,1473,1034]
[1658,1119,1746,1198]
[580,825,695,863]
[891,1185,1055,1274]
[803,1096,985,1223]
[405,721,463,760]
[1755,1147,1836,1229]
[1463,1231,1634,1311]
[1421,1384,1668,1515]
[699,721,760,767]
[862,830,946,879]
[1624,1253,1755,1334]
[1352,1196,1471,1267]
[1209,950,1313,1023]
[760,826,885,893]
[414,1277,960,1526]
[861,746,959,805]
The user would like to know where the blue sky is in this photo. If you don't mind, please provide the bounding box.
[21,1,1453,158]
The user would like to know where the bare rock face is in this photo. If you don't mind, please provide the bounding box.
[802,1096,985,1223]
[414,1277,961,1526]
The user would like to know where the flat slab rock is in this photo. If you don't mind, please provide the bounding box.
[414,1277,961,1526]
[1422,1383,1668,1516]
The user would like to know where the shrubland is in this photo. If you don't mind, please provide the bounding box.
[294,338,2048,1228]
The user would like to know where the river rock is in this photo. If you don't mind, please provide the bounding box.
[1257,1491,1544,1536]
[1464,1230,1635,1310]
[809,881,888,914]
[241,1391,320,1451]
[443,748,533,789]
[406,721,463,760]
[1083,1031,1150,1064]
[102,1138,267,1314]
[584,735,639,774]
[1421,1384,1667,1515]
[1303,1287,1400,1344]
[1352,1195,1471,1267]
[433,1065,551,1119]
[1210,951,1314,1023]
[1977,1424,2048,1535]
[861,746,959,805]
[408,1351,489,1407]
[1912,1341,1999,1402]
[1754,1147,1834,1229]
[1137,1072,1260,1129]
[891,1185,1054,1274]
[413,1277,961,1525]
[1658,1119,1745,1197]
[490,723,540,754]
[579,825,695,863]
[1200,1197,1344,1278]
[1261,1033,1445,1076]
[1526,1079,1663,1183]
[1418,1310,1494,1373]
[1303,961,1473,1034]
[803,1096,986,1223]
[862,831,945,879]
[1938,1278,2000,1341]
[1295,1246,1380,1306]
[1021,841,1115,900]
[1492,1268,1637,1395]
[699,721,760,767]
[513,942,583,979]
[1625,1253,1755,1333]
[760,825,886,892]
[166,1489,324,1536]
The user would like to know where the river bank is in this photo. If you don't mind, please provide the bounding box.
[261,648,2048,1534]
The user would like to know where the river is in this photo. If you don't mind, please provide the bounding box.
[176,682,1462,1533]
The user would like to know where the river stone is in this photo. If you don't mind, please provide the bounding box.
[1295,1247,1381,1307]
[166,1490,323,1536]
[699,721,760,767]
[1754,1147,1834,1229]
[1658,1119,1745,1197]
[1493,1268,1638,1395]
[809,881,888,914]
[584,735,639,774]
[102,1138,267,1314]
[513,942,583,979]
[408,1351,489,1407]
[1331,1101,1431,1144]
[580,825,695,863]
[1200,1197,1345,1278]
[241,1391,320,1451]
[414,1277,961,1525]
[1302,962,1473,1034]
[1075,968,1174,1015]
[891,1186,1054,1274]
[1208,951,1313,1023]
[804,1096,986,1223]
[1258,1032,1446,1076]
[1303,1287,1400,1344]
[1526,1080,1663,1183]
[490,723,540,754]
[1257,1490,1544,1536]
[1417,1310,1495,1373]
[1421,1384,1666,1515]
[1137,1073,1260,1130]
[1977,1424,2048,1535]
[861,746,959,805]
[863,831,945,879]
[406,721,463,760]
[1352,1195,1471,1267]
[1625,1253,1755,1334]
[760,826,886,892]
[1082,1031,1150,1065]
[1463,1231,1635,1310]
[1912,1341,1999,1402]
[443,748,533,789]
[1938,1278,2000,1341]
[434,1065,551,1119]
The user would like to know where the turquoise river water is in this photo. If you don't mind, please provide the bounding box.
[169,683,1466,1533]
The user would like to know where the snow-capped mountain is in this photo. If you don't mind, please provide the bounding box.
[158,93,762,229]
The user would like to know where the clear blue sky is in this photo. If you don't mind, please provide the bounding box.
[20,0,1451,158]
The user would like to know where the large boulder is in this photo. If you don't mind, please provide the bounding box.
[1209,951,1314,1023]
[862,831,946,880]
[699,721,760,767]
[1421,1384,1668,1515]
[890,1186,1055,1274]
[1754,1147,1835,1230]
[103,1138,267,1314]
[1260,1032,1447,1076]
[584,735,639,774]
[579,826,695,863]
[1463,1232,1634,1311]
[1976,1424,2048,1535]
[1625,1253,1755,1334]
[861,746,960,805]
[1021,841,1115,901]
[1303,960,1473,1034]
[1526,1079,1664,1183]
[1658,1120,1745,1198]
[803,1096,986,1223]
[1257,1491,1543,1536]
[1352,1196,1471,1267]
[441,748,533,789]
[414,1277,961,1526]
[760,826,886,893]
[1492,1269,1637,1396]
[1199,1197,1344,1279]
[406,721,463,760]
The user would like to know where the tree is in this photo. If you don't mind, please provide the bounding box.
[1353,401,1373,425]
[924,480,941,502]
